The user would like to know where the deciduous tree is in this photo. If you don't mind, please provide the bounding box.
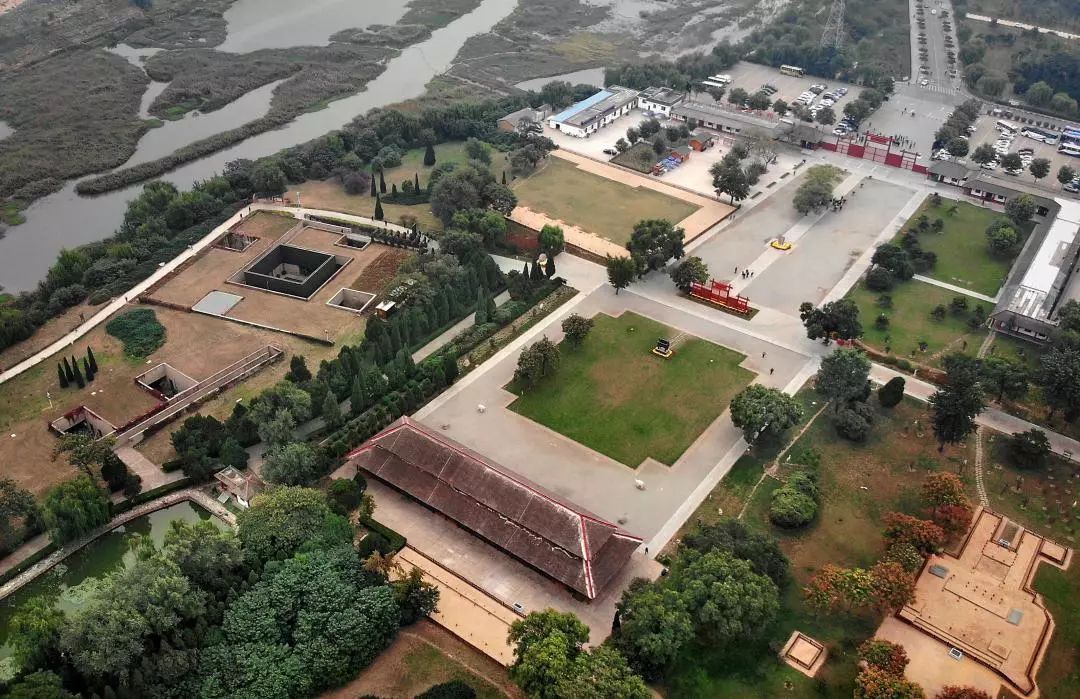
[883,511,945,554]
[561,314,594,347]
[237,487,351,563]
[606,255,636,294]
[929,354,985,451]
[729,384,804,442]
[669,256,709,292]
[625,219,685,272]
[816,349,871,409]
[40,475,109,544]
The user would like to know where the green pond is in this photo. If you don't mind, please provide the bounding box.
[0,501,226,677]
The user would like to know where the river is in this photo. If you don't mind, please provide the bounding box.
[0,501,225,678]
[0,0,519,292]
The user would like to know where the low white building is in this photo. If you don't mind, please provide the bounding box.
[547,86,639,138]
[638,86,686,117]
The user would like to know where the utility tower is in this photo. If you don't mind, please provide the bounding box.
[820,0,845,49]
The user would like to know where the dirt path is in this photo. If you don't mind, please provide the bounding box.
[0,0,27,15]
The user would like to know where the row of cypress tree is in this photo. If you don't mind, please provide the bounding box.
[57,347,98,389]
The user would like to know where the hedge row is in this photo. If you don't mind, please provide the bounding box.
[110,477,195,517]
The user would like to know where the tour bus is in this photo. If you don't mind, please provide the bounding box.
[780,65,805,77]
[1061,127,1080,148]
[1059,143,1080,158]
[995,120,1018,134]
[1020,128,1057,144]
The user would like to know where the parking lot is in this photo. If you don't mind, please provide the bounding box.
[719,61,865,111]
[966,116,1080,189]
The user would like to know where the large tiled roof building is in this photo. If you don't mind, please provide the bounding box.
[346,417,642,599]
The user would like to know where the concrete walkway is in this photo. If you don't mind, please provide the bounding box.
[413,292,510,363]
[116,446,185,491]
[913,274,998,303]
[869,363,1080,460]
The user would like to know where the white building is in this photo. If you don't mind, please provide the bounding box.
[638,86,686,117]
[547,86,639,138]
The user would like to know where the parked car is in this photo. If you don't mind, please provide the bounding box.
[602,148,618,156]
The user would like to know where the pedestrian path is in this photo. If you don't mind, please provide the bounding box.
[913,274,998,303]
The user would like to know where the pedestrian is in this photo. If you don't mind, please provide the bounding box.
[770,368,775,375]
[762,351,767,358]
[751,271,754,278]
[734,266,739,274]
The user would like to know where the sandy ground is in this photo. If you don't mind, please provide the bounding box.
[0,303,329,496]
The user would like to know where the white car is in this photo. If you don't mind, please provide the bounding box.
[1004,168,1021,176]
[920,79,929,86]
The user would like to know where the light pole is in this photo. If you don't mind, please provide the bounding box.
[296,191,302,209]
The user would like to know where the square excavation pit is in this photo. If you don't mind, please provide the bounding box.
[49,405,117,439]
[192,290,243,316]
[229,243,348,300]
[135,363,198,401]
[327,288,377,315]
[214,231,259,252]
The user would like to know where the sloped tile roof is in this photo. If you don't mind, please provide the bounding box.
[347,417,642,598]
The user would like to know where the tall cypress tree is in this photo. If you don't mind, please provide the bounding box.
[62,357,74,383]
[350,375,367,416]
[374,194,384,221]
[530,259,543,282]
[388,321,403,354]
[379,169,387,194]
[82,357,94,383]
[502,170,507,185]
[423,143,436,166]
[72,360,85,389]
[86,346,98,374]
[545,255,556,278]
[474,287,488,325]
[414,172,420,193]
[58,363,69,389]
[486,290,498,319]
[369,170,377,197]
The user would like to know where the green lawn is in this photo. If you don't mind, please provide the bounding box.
[664,392,977,697]
[511,158,700,245]
[897,196,1016,296]
[848,279,988,368]
[507,312,752,467]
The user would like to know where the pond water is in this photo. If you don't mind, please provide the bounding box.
[0,0,519,292]
[515,67,607,92]
[0,501,225,676]
[218,0,410,53]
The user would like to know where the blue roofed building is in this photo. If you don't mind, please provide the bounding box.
[546,86,639,138]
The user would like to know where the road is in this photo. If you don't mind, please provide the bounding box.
[909,0,962,96]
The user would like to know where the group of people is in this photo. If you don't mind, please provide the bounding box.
[733,266,755,280]
[830,197,848,212]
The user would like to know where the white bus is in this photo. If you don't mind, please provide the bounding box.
[996,120,1019,134]
[780,65,805,77]
[1059,143,1080,157]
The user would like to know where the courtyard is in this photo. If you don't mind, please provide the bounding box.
[414,286,808,547]
[507,312,752,467]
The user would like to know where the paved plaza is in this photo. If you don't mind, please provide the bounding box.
[414,287,811,551]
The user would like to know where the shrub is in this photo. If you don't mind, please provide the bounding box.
[1007,428,1051,469]
[835,402,875,442]
[416,680,477,699]
[328,478,363,515]
[878,376,905,408]
[930,304,947,321]
[866,267,895,292]
[883,542,924,573]
[769,470,819,528]
[105,308,166,358]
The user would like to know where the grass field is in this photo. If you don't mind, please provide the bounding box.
[507,312,752,467]
[897,197,1013,296]
[663,392,977,697]
[848,279,988,368]
[511,158,700,245]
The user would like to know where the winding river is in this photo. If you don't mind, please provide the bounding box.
[0,0,519,292]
